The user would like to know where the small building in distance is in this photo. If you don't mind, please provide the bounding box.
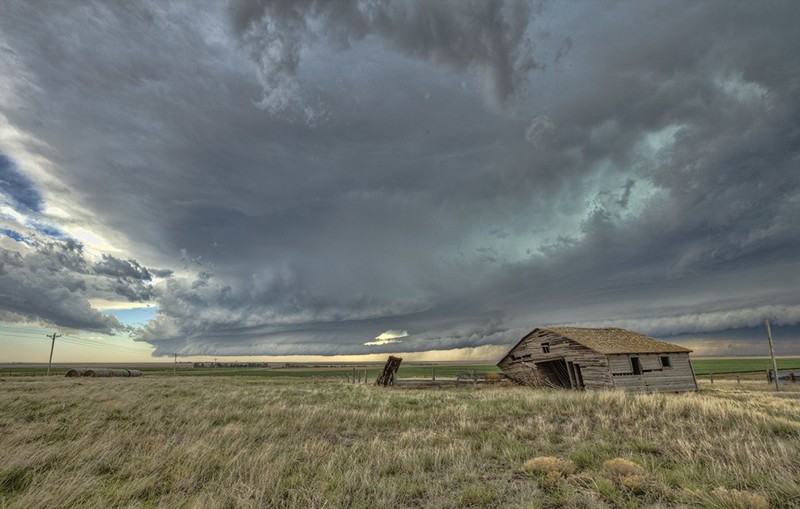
[497,327,697,392]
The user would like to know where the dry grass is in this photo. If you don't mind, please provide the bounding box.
[0,377,798,508]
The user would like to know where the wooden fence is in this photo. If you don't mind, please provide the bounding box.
[767,370,800,383]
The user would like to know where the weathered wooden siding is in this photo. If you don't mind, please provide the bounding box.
[609,353,697,392]
[498,329,613,389]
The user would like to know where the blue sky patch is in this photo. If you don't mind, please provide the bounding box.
[101,306,158,327]
[0,154,43,213]
[30,221,66,239]
[0,227,28,243]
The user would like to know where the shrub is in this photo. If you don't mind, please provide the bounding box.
[681,487,769,509]
[619,474,647,491]
[602,458,646,478]
[523,456,576,481]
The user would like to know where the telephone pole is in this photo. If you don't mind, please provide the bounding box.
[46,332,62,376]
[765,320,779,392]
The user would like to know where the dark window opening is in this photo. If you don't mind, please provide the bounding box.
[631,357,642,375]
[542,342,550,353]
[660,356,671,368]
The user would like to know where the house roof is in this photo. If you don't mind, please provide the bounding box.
[545,327,692,354]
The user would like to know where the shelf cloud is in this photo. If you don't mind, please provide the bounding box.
[0,0,798,357]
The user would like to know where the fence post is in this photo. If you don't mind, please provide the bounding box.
[432,367,436,381]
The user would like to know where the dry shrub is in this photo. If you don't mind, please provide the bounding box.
[523,456,575,480]
[681,487,769,509]
[602,458,646,478]
[620,474,647,491]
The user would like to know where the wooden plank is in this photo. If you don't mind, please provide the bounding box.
[376,356,403,386]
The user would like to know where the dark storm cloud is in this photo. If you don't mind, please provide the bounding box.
[1,0,799,356]
[95,254,154,281]
[0,240,119,331]
[229,0,538,112]
[0,236,168,332]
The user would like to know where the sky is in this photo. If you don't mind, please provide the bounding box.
[1,0,799,363]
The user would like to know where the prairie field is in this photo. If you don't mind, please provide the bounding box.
[1,377,799,509]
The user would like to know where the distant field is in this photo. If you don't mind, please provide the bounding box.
[690,357,800,375]
[0,363,501,379]
[3,358,800,379]
[1,376,798,508]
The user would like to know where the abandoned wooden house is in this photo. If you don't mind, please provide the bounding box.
[497,327,697,392]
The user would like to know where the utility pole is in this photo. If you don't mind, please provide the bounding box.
[765,320,779,392]
[46,332,62,376]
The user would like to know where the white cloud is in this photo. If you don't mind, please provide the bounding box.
[364,329,408,346]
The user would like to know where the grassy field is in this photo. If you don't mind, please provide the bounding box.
[0,363,500,380]
[690,358,800,375]
[3,358,800,379]
[1,376,799,508]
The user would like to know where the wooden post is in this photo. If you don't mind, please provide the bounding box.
[376,356,402,386]
[352,367,356,384]
[46,333,62,376]
[765,320,780,392]
[432,367,436,381]
[364,369,368,384]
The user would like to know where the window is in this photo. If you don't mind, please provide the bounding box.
[631,356,642,375]
[660,356,671,368]
[541,342,550,353]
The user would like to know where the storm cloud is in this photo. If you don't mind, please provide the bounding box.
[229,0,538,114]
[0,0,798,357]
[0,236,163,332]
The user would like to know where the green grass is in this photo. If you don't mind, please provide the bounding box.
[0,376,798,508]
[690,357,800,375]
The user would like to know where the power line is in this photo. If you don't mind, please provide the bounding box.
[0,326,154,357]
[57,337,151,356]
[60,333,152,353]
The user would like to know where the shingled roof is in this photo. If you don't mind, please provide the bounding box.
[545,327,692,354]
